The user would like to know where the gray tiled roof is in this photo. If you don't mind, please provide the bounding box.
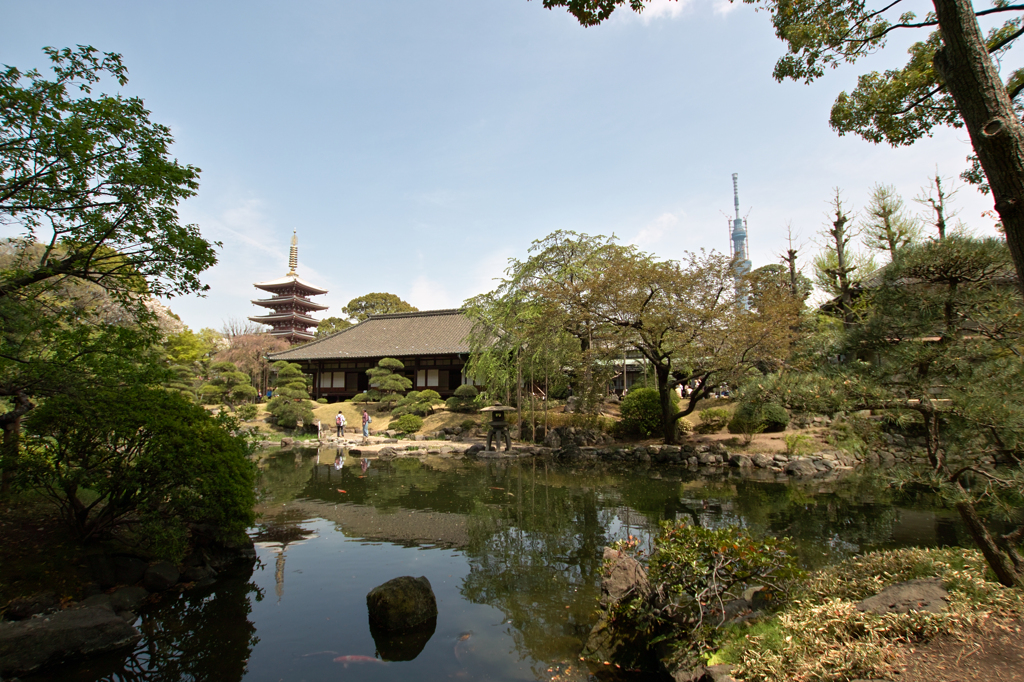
[268,309,475,361]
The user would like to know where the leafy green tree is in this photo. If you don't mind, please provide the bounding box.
[464,232,623,416]
[342,293,418,322]
[747,264,814,307]
[315,316,353,337]
[266,361,314,429]
[22,386,256,559]
[366,357,412,410]
[538,0,1024,299]
[446,384,481,413]
[580,245,800,444]
[0,46,215,303]
[0,46,218,492]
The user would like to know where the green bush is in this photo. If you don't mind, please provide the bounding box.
[460,418,478,431]
[236,404,258,421]
[316,397,328,404]
[24,386,257,561]
[728,402,790,434]
[391,414,423,433]
[619,388,679,438]
[696,407,730,434]
[351,392,372,403]
[611,522,800,666]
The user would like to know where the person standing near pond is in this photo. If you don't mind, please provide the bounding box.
[362,410,371,437]
[336,410,346,437]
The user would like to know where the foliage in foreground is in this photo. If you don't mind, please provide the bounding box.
[720,547,1024,682]
[23,386,257,561]
[609,523,801,667]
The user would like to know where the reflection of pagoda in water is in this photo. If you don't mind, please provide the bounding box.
[252,525,317,603]
[249,231,328,345]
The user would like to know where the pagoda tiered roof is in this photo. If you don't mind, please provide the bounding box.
[248,231,328,345]
[253,275,329,295]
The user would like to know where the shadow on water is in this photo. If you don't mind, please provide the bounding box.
[25,563,262,682]
[25,446,970,682]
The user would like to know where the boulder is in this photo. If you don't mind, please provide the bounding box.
[784,459,819,477]
[752,454,773,468]
[366,576,438,632]
[113,555,148,586]
[0,606,141,676]
[110,586,150,613]
[2,592,59,621]
[598,547,650,608]
[581,548,662,673]
[143,561,179,592]
[729,454,752,468]
[856,578,949,615]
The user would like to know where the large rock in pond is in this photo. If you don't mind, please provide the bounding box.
[582,548,662,674]
[0,606,141,676]
[366,576,438,632]
[784,458,819,477]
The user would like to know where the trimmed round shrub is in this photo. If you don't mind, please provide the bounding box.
[446,384,479,413]
[316,397,328,404]
[727,402,790,434]
[391,414,423,433]
[351,392,372,403]
[695,407,729,434]
[236,404,258,421]
[760,403,790,432]
[619,387,679,438]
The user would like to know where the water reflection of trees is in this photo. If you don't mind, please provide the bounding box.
[39,569,262,682]
[460,461,611,673]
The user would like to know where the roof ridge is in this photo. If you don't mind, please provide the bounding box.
[366,308,463,320]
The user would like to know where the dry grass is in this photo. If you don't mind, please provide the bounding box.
[726,548,1024,682]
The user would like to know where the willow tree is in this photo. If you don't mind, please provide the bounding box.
[464,231,621,416]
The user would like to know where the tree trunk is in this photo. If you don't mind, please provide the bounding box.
[657,363,677,445]
[955,499,1023,587]
[933,0,1024,298]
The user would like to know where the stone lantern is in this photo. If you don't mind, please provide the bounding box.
[480,405,516,452]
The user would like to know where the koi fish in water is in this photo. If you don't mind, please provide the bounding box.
[454,631,475,662]
[333,655,387,667]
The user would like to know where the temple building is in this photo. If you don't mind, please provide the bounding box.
[249,231,328,344]
[267,309,476,400]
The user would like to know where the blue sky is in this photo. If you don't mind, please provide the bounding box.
[2,0,1004,332]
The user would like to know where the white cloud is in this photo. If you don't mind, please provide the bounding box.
[639,0,692,22]
[409,275,460,311]
[630,211,682,249]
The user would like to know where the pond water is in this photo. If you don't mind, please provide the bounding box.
[28,447,969,682]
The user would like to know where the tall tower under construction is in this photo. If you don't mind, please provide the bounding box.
[729,173,752,285]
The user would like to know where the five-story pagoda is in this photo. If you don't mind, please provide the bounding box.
[249,231,328,344]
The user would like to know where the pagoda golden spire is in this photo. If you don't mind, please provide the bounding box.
[287,230,298,276]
